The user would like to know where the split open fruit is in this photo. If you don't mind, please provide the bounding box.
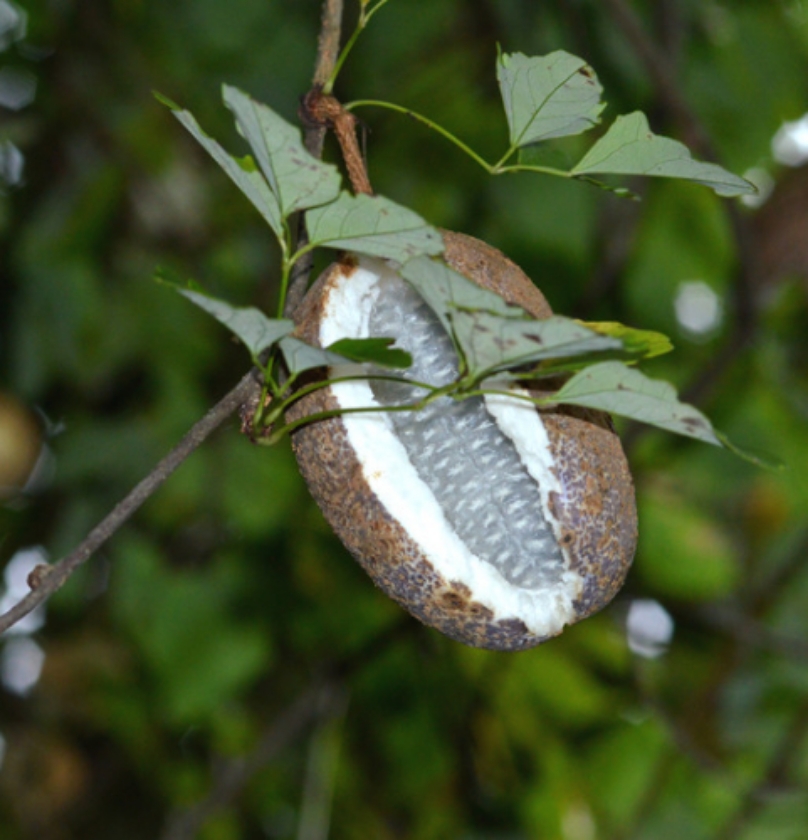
[288,232,637,651]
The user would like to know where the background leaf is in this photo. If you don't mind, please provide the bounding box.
[497,50,605,146]
[572,112,756,196]
[305,193,444,261]
[222,85,342,218]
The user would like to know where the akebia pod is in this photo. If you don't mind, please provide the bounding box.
[288,232,637,651]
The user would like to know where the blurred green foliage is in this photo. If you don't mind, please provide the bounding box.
[2,1,808,838]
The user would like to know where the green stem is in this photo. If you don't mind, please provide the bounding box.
[490,145,518,172]
[265,387,448,445]
[324,0,393,94]
[345,100,495,173]
[288,240,318,268]
[466,386,556,407]
[344,100,574,181]
[263,371,445,428]
[498,163,573,179]
[324,23,362,94]
[284,371,440,405]
[275,224,293,318]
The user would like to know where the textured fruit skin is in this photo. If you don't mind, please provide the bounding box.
[288,232,637,651]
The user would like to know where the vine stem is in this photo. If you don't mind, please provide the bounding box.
[323,0,392,94]
[346,99,570,179]
[347,99,493,171]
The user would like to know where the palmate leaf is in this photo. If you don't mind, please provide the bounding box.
[497,50,605,146]
[503,323,672,379]
[572,112,756,197]
[157,92,285,238]
[278,336,354,375]
[400,257,621,377]
[326,338,412,369]
[169,284,294,358]
[450,309,620,377]
[158,88,342,239]
[400,256,526,341]
[551,361,780,467]
[580,321,673,361]
[222,86,342,218]
[279,336,412,376]
[305,193,444,262]
[552,361,722,445]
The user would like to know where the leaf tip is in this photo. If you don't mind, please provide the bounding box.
[714,431,786,471]
[153,90,181,111]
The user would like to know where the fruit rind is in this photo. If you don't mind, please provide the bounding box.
[289,234,637,650]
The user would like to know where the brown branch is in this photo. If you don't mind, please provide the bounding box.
[302,89,373,196]
[312,0,344,91]
[284,0,345,319]
[0,370,259,635]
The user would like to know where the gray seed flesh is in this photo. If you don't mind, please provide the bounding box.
[367,274,565,590]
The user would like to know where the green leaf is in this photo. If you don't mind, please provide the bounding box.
[400,257,620,377]
[450,310,620,377]
[326,337,412,369]
[279,336,357,375]
[168,282,293,357]
[305,193,444,261]
[552,362,780,467]
[571,112,756,197]
[497,50,605,146]
[553,361,721,444]
[400,256,526,342]
[580,321,673,360]
[159,93,285,237]
[713,431,785,471]
[222,85,342,219]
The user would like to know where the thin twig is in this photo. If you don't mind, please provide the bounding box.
[312,0,344,90]
[0,370,259,635]
[303,90,373,196]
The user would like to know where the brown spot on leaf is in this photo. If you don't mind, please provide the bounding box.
[683,417,707,431]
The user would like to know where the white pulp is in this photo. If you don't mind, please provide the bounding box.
[319,257,583,637]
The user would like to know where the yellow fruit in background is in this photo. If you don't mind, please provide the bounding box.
[0,393,42,500]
